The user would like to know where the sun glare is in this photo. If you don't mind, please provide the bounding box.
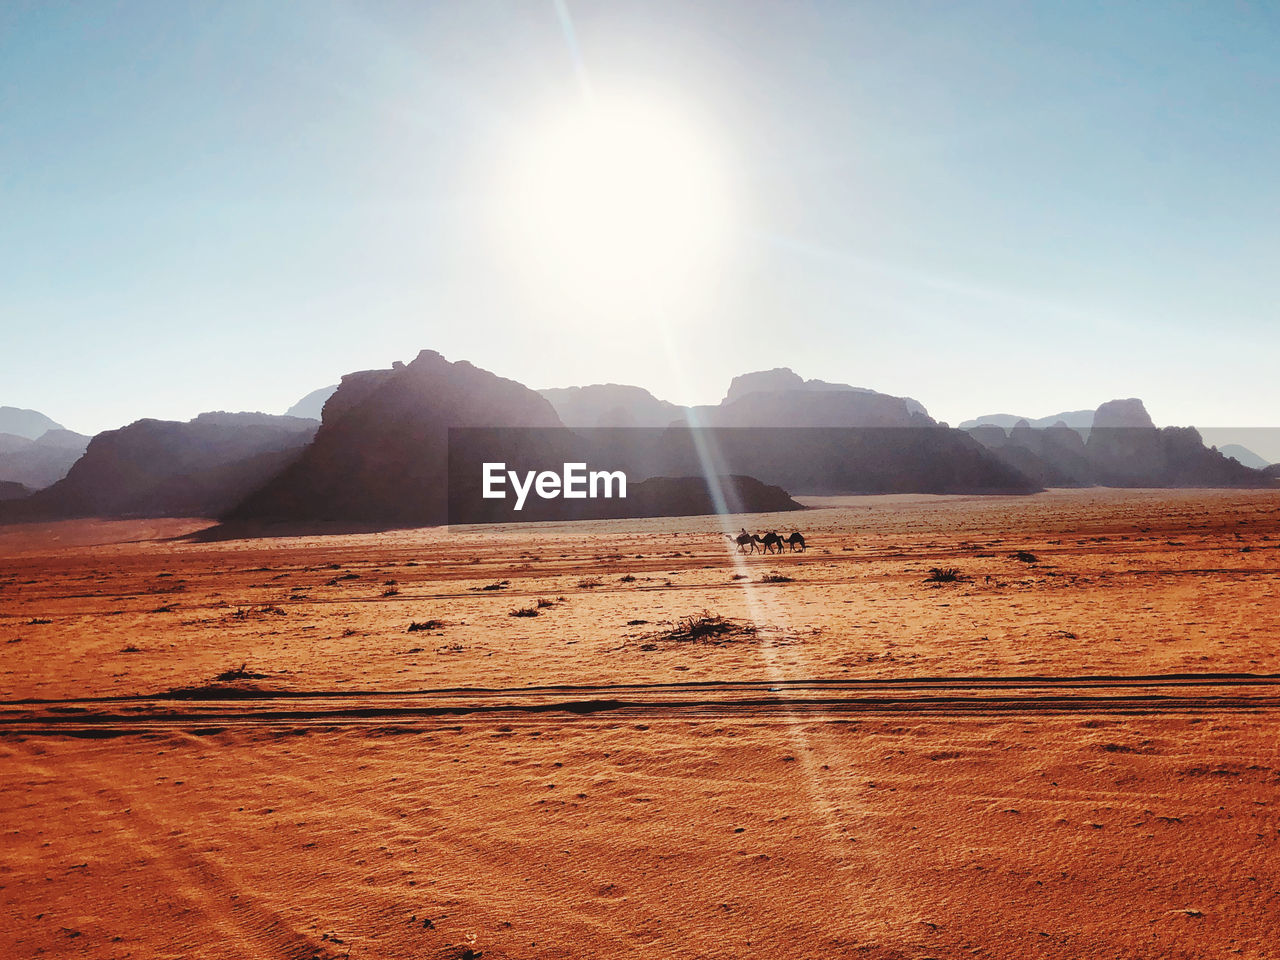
[502,95,731,306]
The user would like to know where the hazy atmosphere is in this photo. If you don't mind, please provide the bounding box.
[3,1,1278,434]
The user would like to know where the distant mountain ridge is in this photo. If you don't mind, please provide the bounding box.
[719,367,928,417]
[4,356,1272,529]
[960,410,1096,431]
[0,428,91,490]
[964,399,1269,488]
[541,367,929,429]
[0,406,65,440]
[285,385,337,420]
[539,384,681,428]
[2,412,318,520]
[1218,444,1270,470]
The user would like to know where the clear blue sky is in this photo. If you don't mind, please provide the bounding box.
[2,1,1277,434]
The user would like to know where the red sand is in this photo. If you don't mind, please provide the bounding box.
[2,489,1278,958]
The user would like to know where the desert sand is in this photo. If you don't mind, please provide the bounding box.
[2,488,1278,958]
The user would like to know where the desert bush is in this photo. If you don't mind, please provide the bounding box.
[925,567,961,583]
[214,662,268,682]
[407,619,443,632]
[510,605,539,618]
[661,611,755,644]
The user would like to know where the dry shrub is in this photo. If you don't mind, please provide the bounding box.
[661,611,756,644]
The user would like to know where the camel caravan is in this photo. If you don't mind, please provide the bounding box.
[729,528,806,554]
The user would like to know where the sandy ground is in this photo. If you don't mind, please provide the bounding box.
[1,489,1278,957]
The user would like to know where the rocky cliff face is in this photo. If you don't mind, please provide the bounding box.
[229,350,564,526]
[965,399,1270,488]
[1092,398,1156,430]
[3,413,318,519]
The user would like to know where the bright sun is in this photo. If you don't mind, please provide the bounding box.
[503,95,731,306]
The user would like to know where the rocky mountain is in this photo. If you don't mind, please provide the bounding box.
[540,384,682,428]
[229,350,565,527]
[12,359,1264,528]
[960,409,1096,431]
[1218,444,1270,470]
[0,406,64,440]
[965,399,1272,488]
[535,368,1029,496]
[1092,398,1155,430]
[2,413,319,520]
[721,367,928,416]
[0,428,91,490]
[686,387,927,429]
[543,368,930,430]
[229,352,1032,530]
[285,385,338,420]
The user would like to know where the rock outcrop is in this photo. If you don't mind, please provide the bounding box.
[229,350,564,526]
[1092,398,1156,430]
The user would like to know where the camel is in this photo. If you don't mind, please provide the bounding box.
[729,529,756,553]
[758,531,785,554]
[786,531,806,552]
